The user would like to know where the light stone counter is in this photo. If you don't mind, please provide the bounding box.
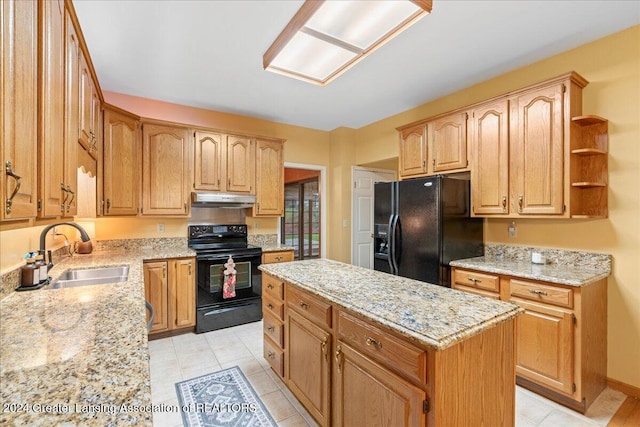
[449,257,610,286]
[259,244,296,253]
[0,244,195,426]
[259,258,522,351]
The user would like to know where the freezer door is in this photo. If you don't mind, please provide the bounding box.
[374,182,393,224]
[396,177,441,284]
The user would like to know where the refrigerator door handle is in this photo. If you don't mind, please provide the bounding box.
[390,214,400,275]
[387,214,395,273]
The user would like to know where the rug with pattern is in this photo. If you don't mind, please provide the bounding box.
[175,366,277,427]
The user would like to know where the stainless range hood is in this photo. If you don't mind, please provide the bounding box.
[191,192,256,208]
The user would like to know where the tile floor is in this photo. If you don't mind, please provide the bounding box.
[148,320,627,427]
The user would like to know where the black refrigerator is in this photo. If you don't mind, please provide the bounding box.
[373,175,483,287]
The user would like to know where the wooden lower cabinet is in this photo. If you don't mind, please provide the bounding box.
[334,342,426,427]
[287,310,331,426]
[452,267,607,413]
[144,257,195,336]
[263,271,517,426]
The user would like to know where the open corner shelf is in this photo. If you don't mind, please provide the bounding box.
[571,115,608,126]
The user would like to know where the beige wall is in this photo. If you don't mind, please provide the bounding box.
[353,26,640,389]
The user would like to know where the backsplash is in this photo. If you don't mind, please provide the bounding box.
[0,238,190,300]
[248,234,278,247]
[485,243,612,271]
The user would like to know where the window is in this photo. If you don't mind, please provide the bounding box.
[282,178,320,260]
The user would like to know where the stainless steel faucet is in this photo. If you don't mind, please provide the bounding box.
[39,222,91,271]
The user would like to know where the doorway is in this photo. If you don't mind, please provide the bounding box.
[281,166,324,260]
[351,166,396,268]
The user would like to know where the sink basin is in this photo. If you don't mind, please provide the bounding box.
[49,265,130,289]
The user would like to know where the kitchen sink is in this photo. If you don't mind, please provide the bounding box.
[49,265,130,289]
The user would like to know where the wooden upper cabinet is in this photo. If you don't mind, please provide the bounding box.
[254,139,284,216]
[79,53,93,152]
[470,100,510,215]
[227,135,255,194]
[194,131,225,191]
[103,106,140,216]
[510,83,565,215]
[1,0,38,220]
[38,0,65,219]
[429,111,468,173]
[142,123,192,216]
[63,10,80,217]
[398,124,427,178]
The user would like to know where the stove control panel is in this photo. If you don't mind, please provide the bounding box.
[188,224,248,239]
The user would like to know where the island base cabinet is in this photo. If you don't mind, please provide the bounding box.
[431,319,516,427]
[333,342,426,427]
[286,310,331,426]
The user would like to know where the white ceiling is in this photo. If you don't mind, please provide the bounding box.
[72,0,639,131]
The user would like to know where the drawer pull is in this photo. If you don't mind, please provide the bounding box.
[267,325,275,332]
[267,284,274,289]
[529,289,548,296]
[267,351,275,360]
[267,303,274,310]
[467,277,481,284]
[365,335,382,349]
[299,301,310,310]
[275,256,282,261]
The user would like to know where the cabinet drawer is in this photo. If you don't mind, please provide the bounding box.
[263,294,284,320]
[262,250,294,264]
[287,286,332,328]
[263,273,284,300]
[263,312,284,347]
[338,311,427,386]
[263,336,284,378]
[453,268,500,292]
[453,284,500,300]
[510,279,573,309]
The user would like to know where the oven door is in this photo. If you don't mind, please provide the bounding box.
[195,252,262,306]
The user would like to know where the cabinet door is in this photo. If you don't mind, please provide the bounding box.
[144,261,169,333]
[470,100,510,215]
[103,107,140,215]
[513,297,575,396]
[171,258,195,329]
[429,111,468,173]
[1,0,38,220]
[78,53,93,152]
[63,11,80,217]
[334,342,426,427]
[227,135,255,194]
[254,139,284,216]
[287,310,331,426]
[142,124,191,216]
[510,83,564,215]
[399,124,427,177]
[194,131,225,191]
[37,0,65,218]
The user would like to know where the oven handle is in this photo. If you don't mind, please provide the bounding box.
[192,232,246,239]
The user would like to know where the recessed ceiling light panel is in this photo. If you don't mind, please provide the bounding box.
[264,0,432,86]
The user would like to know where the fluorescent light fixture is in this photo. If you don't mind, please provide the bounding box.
[264,0,432,86]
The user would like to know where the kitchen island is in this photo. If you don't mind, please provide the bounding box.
[0,243,194,426]
[259,258,523,426]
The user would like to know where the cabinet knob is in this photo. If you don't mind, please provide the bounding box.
[299,301,310,310]
[518,195,523,212]
[267,284,274,290]
[322,337,328,362]
[267,351,275,360]
[267,303,274,310]
[267,325,275,332]
[335,345,343,372]
[502,196,507,212]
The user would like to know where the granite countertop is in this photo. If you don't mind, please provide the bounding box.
[260,244,295,253]
[0,246,195,426]
[450,256,610,287]
[259,259,522,351]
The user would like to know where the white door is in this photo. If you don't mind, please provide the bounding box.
[351,167,396,268]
